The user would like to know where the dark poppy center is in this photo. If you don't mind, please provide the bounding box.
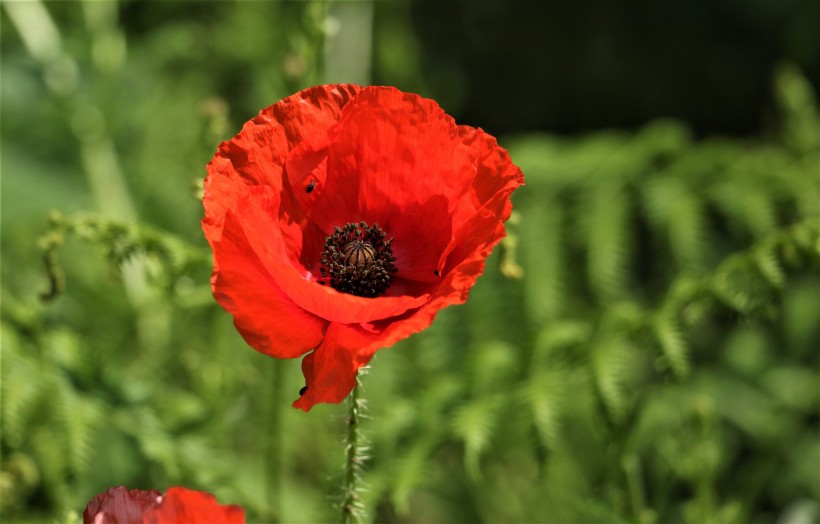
[319,221,398,298]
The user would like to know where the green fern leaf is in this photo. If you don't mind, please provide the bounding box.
[653,314,691,378]
[1,328,49,448]
[55,382,103,475]
[586,183,632,303]
[644,177,707,272]
[521,201,565,322]
[451,397,500,481]
[754,242,786,288]
[591,336,633,423]
[527,367,567,451]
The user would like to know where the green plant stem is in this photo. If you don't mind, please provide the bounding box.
[341,373,364,524]
[623,454,649,523]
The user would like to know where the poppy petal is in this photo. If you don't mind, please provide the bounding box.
[142,487,245,524]
[83,485,161,524]
[285,86,476,283]
[203,84,362,245]
[458,125,525,216]
[214,209,326,359]
[293,323,376,411]
[230,186,430,324]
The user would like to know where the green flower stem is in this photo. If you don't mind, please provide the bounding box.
[623,454,649,523]
[341,373,365,524]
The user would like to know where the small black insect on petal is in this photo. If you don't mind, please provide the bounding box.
[299,386,308,396]
[306,180,315,193]
[434,269,440,277]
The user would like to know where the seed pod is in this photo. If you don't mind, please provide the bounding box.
[343,241,376,268]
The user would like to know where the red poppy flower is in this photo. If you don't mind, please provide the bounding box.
[83,485,245,524]
[203,84,523,411]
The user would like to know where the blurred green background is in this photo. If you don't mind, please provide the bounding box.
[2,1,819,523]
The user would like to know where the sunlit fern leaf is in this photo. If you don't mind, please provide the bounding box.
[520,200,564,322]
[128,408,182,479]
[740,187,778,240]
[586,182,632,304]
[0,326,47,449]
[774,62,820,154]
[792,152,820,222]
[710,257,772,314]
[669,193,707,273]
[452,396,501,482]
[644,177,707,272]
[55,380,103,475]
[790,221,820,255]
[710,169,777,240]
[30,424,71,513]
[527,367,568,451]
[652,313,691,378]
[754,241,786,288]
[591,337,632,424]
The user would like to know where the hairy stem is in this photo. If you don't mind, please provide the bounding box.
[341,373,365,524]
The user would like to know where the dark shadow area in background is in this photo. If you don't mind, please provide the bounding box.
[381,0,820,137]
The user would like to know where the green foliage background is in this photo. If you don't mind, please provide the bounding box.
[1,2,818,523]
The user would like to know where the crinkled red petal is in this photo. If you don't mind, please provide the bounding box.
[83,486,161,524]
[142,487,245,524]
[214,206,326,359]
[293,323,377,411]
[203,84,362,247]
[284,86,481,283]
[225,186,429,324]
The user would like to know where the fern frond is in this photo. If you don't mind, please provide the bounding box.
[586,183,632,303]
[39,212,210,300]
[526,367,568,451]
[1,326,48,448]
[774,62,820,154]
[652,313,691,378]
[451,396,501,481]
[644,177,707,272]
[55,381,103,474]
[710,256,773,314]
[591,336,633,424]
[754,241,786,288]
[709,169,778,240]
[521,201,565,322]
[791,151,820,222]
[29,425,71,513]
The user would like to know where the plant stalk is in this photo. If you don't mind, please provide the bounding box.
[341,373,365,524]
